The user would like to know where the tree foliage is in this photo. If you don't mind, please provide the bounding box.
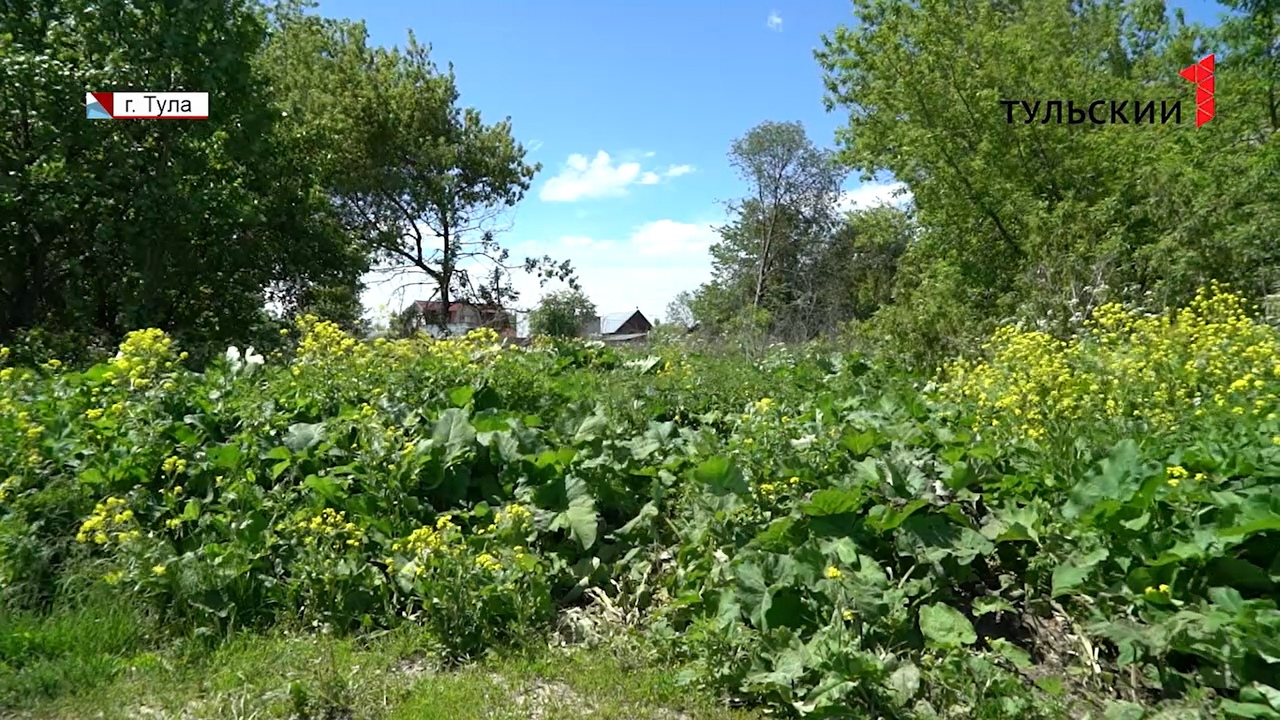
[528,290,596,339]
[814,0,1280,366]
[0,0,358,363]
[261,3,574,335]
[681,1,1279,368]
[686,121,908,343]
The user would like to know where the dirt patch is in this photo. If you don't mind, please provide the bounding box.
[499,676,596,719]
[393,652,437,679]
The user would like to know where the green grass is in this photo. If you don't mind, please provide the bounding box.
[0,600,762,720]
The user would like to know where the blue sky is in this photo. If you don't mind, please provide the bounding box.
[315,0,1229,325]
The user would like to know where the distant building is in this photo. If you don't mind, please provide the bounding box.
[586,309,652,344]
[411,300,516,338]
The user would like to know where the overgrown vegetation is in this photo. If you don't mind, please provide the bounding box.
[5,0,1280,717]
[3,287,1279,717]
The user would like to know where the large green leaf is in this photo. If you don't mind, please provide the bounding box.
[561,503,597,550]
[1064,439,1144,521]
[886,662,921,706]
[446,385,475,407]
[573,413,610,442]
[895,514,993,564]
[1052,547,1110,597]
[840,428,883,456]
[284,422,325,453]
[802,488,864,517]
[918,603,976,649]
[433,408,476,453]
[550,475,598,550]
[734,561,770,627]
[694,456,748,496]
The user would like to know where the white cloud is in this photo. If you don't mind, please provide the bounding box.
[837,181,912,213]
[767,11,783,31]
[539,151,641,202]
[527,140,544,152]
[538,152,696,202]
[628,219,718,257]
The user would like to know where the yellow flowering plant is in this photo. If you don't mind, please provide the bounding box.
[384,509,550,659]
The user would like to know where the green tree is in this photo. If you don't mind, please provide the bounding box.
[815,0,1280,367]
[0,0,358,364]
[687,121,848,341]
[726,121,847,314]
[814,204,913,327]
[261,4,574,336]
[528,290,596,339]
[664,291,698,329]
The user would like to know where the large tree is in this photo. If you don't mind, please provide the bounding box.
[689,121,848,341]
[815,0,1280,366]
[262,4,574,335]
[528,289,596,339]
[727,121,847,313]
[1,0,357,362]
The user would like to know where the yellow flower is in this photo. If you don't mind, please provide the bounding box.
[842,609,854,621]
[824,566,842,579]
[151,564,167,576]
[104,570,124,585]
[84,408,104,420]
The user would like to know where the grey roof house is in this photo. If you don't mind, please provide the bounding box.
[582,309,652,343]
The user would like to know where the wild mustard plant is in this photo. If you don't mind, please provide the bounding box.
[108,328,180,391]
[75,497,141,545]
[942,285,1280,442]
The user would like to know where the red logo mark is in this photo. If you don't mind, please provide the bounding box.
[1179,54,1214,127]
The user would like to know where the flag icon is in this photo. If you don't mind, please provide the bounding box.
[86,92,112,119]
